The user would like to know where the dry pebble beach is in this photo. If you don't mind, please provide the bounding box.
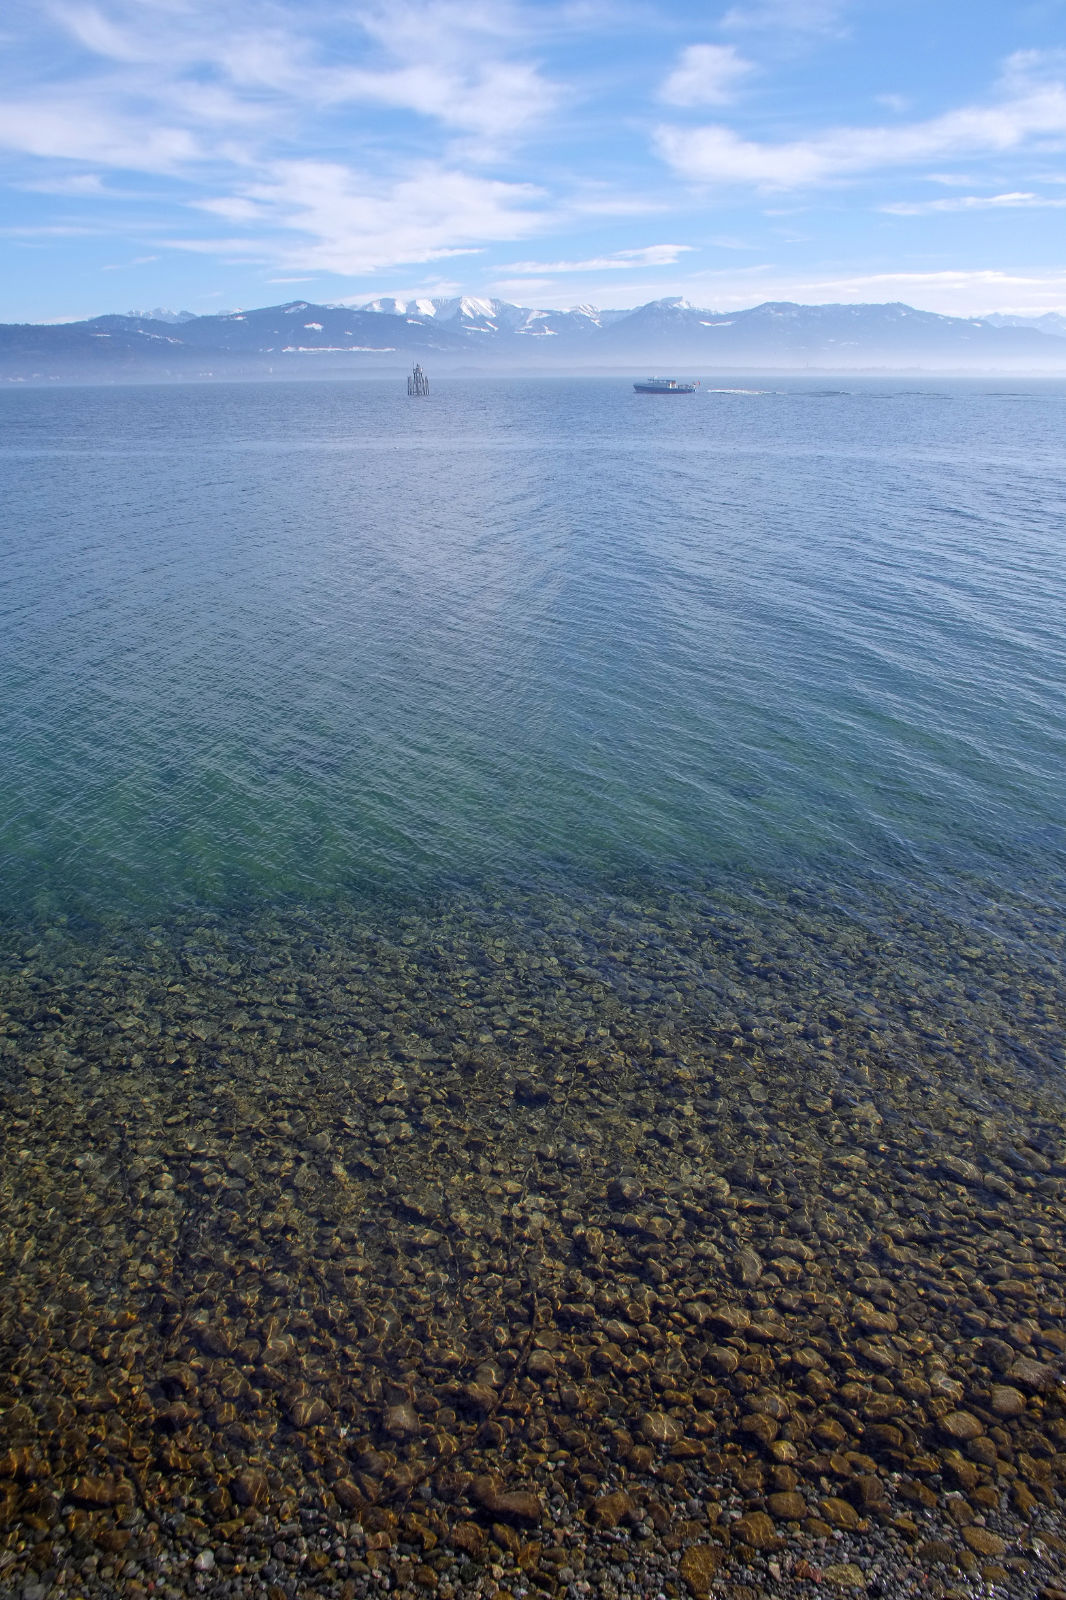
[1,872,1064,1600]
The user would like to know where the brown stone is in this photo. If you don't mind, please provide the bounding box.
[96,1529,131,1553]
[823,1564,866,1588]
[865,1422,905,1451]
[332,1479,363,1512]
[990,1385,1026,1417]
[640,1411,683,1446]
[731,1511,781,1550]
[820,1497,866,1531]
[588,1491,635,1529]
[738,1413,778,1447]
[962,1527,1006,1557]
[940,1450,979,1491]
[966,1435,998,1467]
[1008,1356,1054,1389]
[233,1469,270,1508]
[384,1403,419,1438]
[462,1383,498,1412]
[492,1522,522,1556]
[69,1476,131,1508]
[940,1411,984,1443]
[850,1474,888,1510]
[917,1539,959,1568]
[854,1305,897,1335]
[678,1544,721,1598]
[450,1521,485,1556]
[813,1418,849,1448]
[472,1477,543,1527]
[767,1491,806,1520]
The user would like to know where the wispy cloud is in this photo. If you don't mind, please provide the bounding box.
[715,267,1066,317]
[174,161,548,274]
[882,191,1066,214]
[656,51,1066,188]
[102,252,160,269]
[0,0,568,278]
[719,0,846,34]
[0,98,201,172]
[499,243,692,272]
[660,45,754,108]
[16,172,112,196]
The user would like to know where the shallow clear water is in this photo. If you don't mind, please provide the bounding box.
[3,376,1064,925]
[1,377,1065,1588]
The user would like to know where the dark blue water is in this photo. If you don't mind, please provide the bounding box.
[2,377,1064,929]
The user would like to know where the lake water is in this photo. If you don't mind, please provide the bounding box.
[3,378,1065,920]
[1,377,1065,1591]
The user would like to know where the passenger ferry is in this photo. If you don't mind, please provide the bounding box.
[633,376,698,394]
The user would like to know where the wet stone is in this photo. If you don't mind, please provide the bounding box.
[991,1385,1027,1417]
[233,1469,270,1508]
[588,1490,635,1528]
[731,1512,781,1550]
[69,1476,131,1508]
[679,1544,721,1596]
[767,1491,807,1520]
[963,1526,1007,1556]
[640,1411,684,1446]
[0,881,1064,1595]
[940,1411,985,1443]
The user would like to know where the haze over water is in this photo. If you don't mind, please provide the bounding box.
[2,377,1064,928]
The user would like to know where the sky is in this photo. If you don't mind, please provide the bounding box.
[3,0,1066,323]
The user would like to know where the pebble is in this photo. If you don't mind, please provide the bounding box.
[0,882,1063,1599]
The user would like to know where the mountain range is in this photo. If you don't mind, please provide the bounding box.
[3,295,1066,380]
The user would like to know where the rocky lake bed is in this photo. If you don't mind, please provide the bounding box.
[0,874,1064,1600]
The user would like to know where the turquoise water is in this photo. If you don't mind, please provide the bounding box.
[2,379,1066,1583]
[2,377,1064,926]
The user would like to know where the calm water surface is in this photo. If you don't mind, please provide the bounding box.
[2,376,1064,928]
[2,377,1066,1587]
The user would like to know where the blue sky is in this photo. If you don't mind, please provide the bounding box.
[3,0,1066,322]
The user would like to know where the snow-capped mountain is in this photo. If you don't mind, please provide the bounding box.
[125,307,196,324]
[3,295,1066,379]
[359,296,607,338]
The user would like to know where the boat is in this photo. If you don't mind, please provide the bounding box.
[407,362,429,396]
[634,376,698,393]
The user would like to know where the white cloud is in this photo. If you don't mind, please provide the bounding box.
[0,98,200,171]
[660,45,754,108]
[0,0,569,279]
[174,161,548,274]
[21,0,562,160]
[499,243,692,272]
[324,58,558,144]
[671,267,1066,317]
[882,191,1066,214]
[656,57,1066,188]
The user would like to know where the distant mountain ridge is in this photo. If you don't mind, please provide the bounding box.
[983,311,1066,338]
[3,295,1066,380]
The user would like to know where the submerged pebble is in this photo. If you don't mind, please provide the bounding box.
[0,872,1064,1596]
